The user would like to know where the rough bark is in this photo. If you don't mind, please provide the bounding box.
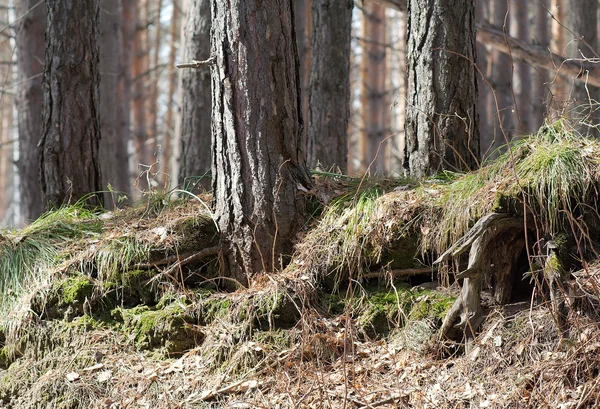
[294,0,311,151]
[476,1,493,159]
[306,0,352,173]
[15,0,45,221]
[404,0,479,178]
[211,0,313,284]
[177,0,211,190]
[39,0,103,209]
[359,3,388,174]
[100,0,129,207]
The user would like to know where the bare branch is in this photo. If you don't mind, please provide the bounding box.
[176,56,216,69]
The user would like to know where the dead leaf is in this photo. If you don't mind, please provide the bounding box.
[66,372,80,382]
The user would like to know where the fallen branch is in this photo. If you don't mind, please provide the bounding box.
[361,267,437,279]
[135,246,220,270]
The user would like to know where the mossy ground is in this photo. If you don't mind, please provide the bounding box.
[3,123,600,407]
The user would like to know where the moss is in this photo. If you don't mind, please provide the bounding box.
[118,301,201,354]
[408,290,456,321]
[200,296,231,324]
[58,276,94,305]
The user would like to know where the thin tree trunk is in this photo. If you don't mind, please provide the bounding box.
[566,0,599,136]
[162,0,180,187]
[532,0,549,130]
[510,0,532,134]
[476,0,493,159]
[295,0,311,154]
[404,0,479,178]
[100,0,129,207]
[490,0,514,147]
[549,0,567,116]
[0,0,14,224]
[177,0,211,189]
[148,0,163,159]
[388,8,406,172]
[359,3,388,173]
[306,0,352,173]
[132,0,151,190]
[39,0,103,208]
[211,0,313,284]
[120,0,136,197]
[15,0,45,221]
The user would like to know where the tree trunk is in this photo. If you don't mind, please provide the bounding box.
[132,0,151,190]
[531,0,549,130]
[15,0,46,221]
[295,0,311,154]
[476,1,493,159]
[490,0,514,147]
[211,0,313,284]
[39,0,103,209]
[0,0,14,225]
[359,4,388,174]
[162,0,180,187]
[99,0,129,207]
[306,0,352,173]
[566,0,599,136]
[404,0,479,178]
[120,0,136,197]
[177,0,211,190]
[510,0,532,134]
[148,0,163,162]
[549,0,567,116]
[388,8,407,171]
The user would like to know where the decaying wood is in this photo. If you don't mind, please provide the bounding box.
[135,246,220,270]
[440,214,527,339]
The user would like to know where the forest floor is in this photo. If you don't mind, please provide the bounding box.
[3,121,600,408]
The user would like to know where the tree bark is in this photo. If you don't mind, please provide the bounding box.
[306,0,352,173]
[531,0,549,130]
[404,0,479,178]
[120,0,136,197]
[39,0,103,208]
[510,0,532,134]
[211,0,313,284]
[132,0,151,190]
[294,0,311,154]
[177,0,211,190]
[359,3,388,174]
[15,0,46,221]
[0,0,14,225]
[162,0,180,187]
[100,0,130,207]
[566,0,599,136]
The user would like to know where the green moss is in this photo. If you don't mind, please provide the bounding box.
[408,290,456,321]
[57,276,94,305]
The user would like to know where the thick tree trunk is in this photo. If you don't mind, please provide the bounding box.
[404,0,479,178]
[100,0,129,207]
[306,0,352,173]
[211,0,312,284]
[177,0,211,190]
[15,0,46,221]
[39,0,103,208]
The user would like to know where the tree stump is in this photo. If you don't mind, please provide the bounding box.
[438,213,528,340]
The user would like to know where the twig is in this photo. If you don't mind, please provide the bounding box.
[176,56,216,69]
[193,347,298,402]
[358,394,407,409]
[135,245,220,270]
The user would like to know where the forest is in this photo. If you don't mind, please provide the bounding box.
[1,0,600,407]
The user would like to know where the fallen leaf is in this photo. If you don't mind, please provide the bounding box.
[66,372,80,382]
